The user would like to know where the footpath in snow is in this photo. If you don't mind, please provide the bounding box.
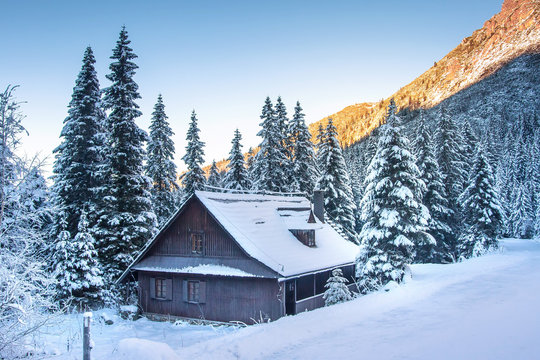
[179,238,540,360]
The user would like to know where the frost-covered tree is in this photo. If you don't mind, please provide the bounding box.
[52,47,105,238]
[97,26,157,279]
[0,88,58,358]
[461,119,478,180]
[356,100,432,292]
[146,95,179,225]
[289,101,318,194]
[413,115,452,263]
[323,268,353,306]
[181,110,206,198]
[207,160,222,189]
[251,97,288,192]
[509,182,535,239]
[315,123,326,168]
[458,147,503,258]
[275,96,293,190]
[316,118,356,232]
[435,107,467,259]
[223,129,249,190]
[54,212,103,305]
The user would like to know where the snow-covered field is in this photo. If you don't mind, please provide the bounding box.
[38,238,540,360]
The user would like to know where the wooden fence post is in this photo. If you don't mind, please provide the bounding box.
[83,312,92,360]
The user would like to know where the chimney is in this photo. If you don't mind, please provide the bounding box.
[313,190,325,223]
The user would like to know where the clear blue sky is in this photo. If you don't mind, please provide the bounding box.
[0,0,502,174]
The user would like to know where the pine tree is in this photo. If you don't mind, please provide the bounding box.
[458,147,503,258]
[145,95,179,226]
[223,129,249,190]
[413,114,452,263]
[289,101,318,195]
[323,268,353,306]
[251,97,287,192]
[97,26,157,279]
[52,47,105,238]
[461,119,478,181]
[55,212,104,305]
[316,118,356,232]
[356,100,432,292]
[181,110,206,198]
[315,123,326,168]
[509,182,535,239]
[435,107,467,260]
[275,96,293,190]
[207,160,222,189]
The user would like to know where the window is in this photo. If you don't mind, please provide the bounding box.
[155,278,168,299]
[188,281,200,303]
[190,232,203,255]
[183,280,206,304]
[290,229,316,247]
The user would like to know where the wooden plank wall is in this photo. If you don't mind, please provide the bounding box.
[139,271,283,324]
[149,200,245,258]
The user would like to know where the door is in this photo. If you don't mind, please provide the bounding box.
[285,280,296,315]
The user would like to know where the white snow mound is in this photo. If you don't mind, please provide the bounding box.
[116,338,180,360]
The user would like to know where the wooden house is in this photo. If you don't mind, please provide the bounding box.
[118,190,358,324]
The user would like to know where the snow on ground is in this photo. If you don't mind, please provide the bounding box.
[36,238,540,359]
[179,238,540,360]
[35,310,236,359]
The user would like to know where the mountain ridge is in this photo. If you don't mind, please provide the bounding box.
[309,0,540,147]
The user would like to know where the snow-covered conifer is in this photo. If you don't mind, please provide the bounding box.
[207,160,222,189]
[223,129,249,190]
[181,110,206,198]
[356,100,432,292]
[413,114,451,263]
[55,212,104,305]
[458,146,503,258]
[251,97,288,192]
[316,118,356,232]
[435,107,467,259]
[323,268,353,306]
[289,101,318,194]
[145,95,179,226]
[97,26,157,279]
[52,47,105,238]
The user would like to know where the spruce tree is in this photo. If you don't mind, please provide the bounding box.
[145,95,179,226]
[413,115,452,263]
[289,101,318,195]
[275,96,293,190]
[458,147,503,258]
[98,26,157,279]
[356,100,432,292]
[52,47,105,238]
[316,118,356,232]
[55,212,104,305]
[181,110,206,198]
[251,97,288,192]
[435,107,467,260]
[223,129,249,190]
[207,160,222,189]
[323,268,353,306]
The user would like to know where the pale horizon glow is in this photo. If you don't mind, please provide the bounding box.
[0,0,502,176]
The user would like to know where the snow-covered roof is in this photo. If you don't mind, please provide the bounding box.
[195,190,358,277]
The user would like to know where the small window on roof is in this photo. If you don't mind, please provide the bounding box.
[290,229,316,247]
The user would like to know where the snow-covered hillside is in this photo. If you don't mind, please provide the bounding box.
[36,238,540,360]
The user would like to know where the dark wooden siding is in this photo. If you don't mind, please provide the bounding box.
[138,271,283,323]
[149,199,246,258]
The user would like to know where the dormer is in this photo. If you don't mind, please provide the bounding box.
[289,229,316,247]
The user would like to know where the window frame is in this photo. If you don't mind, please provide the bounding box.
[187,280,200,303]
[155,277,168,300]
[190,231,204,255]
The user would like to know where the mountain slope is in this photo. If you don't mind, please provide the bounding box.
[310,0,540,147]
